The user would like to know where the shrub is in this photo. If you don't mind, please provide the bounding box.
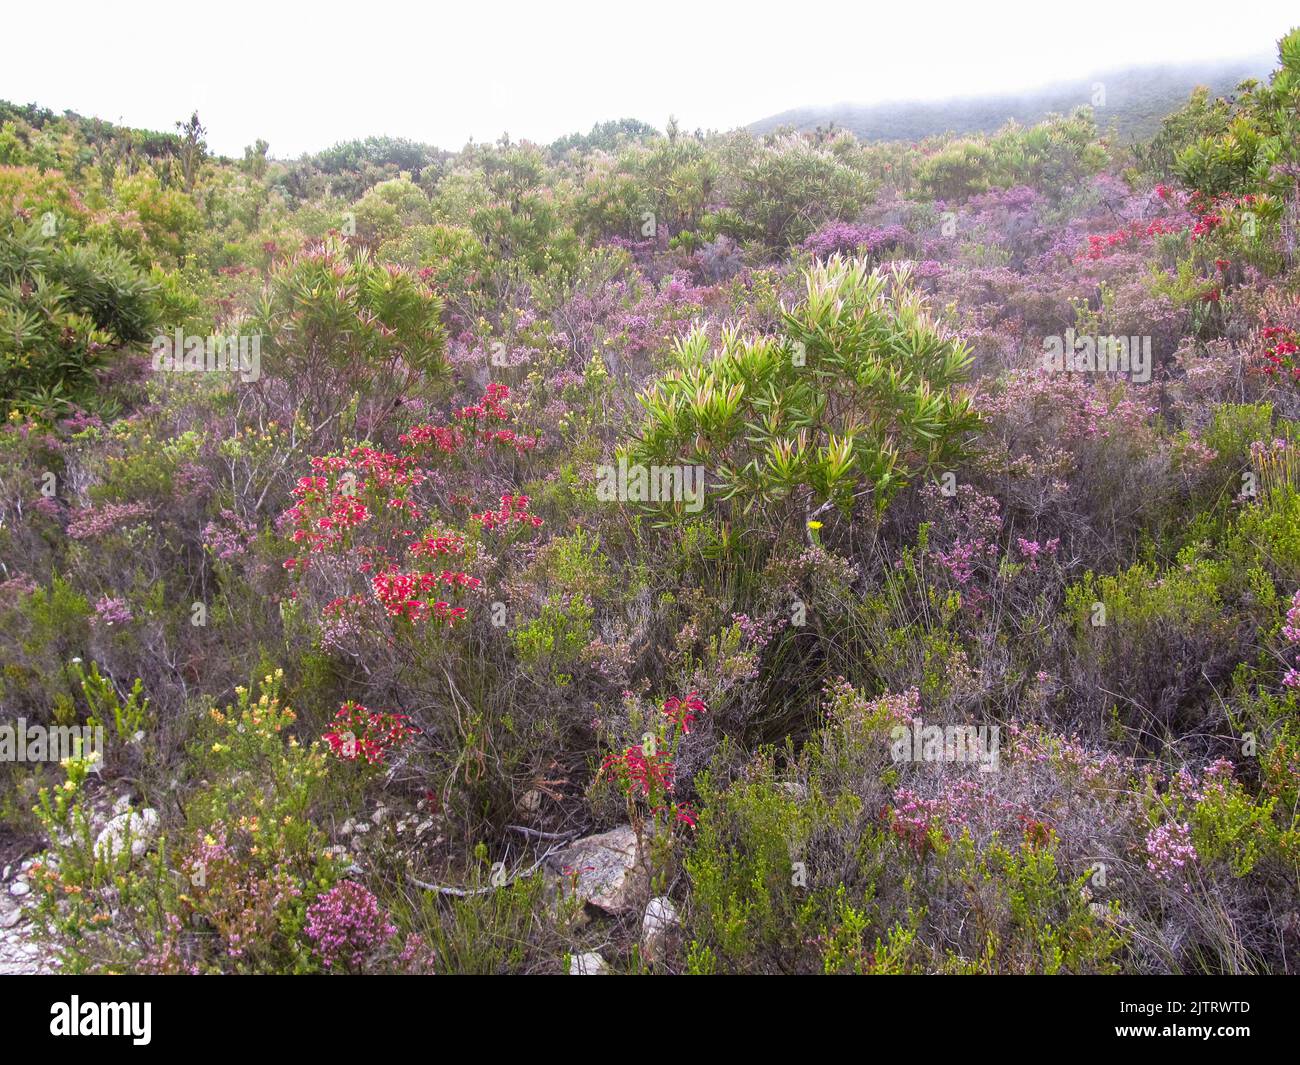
[629,256,979,530]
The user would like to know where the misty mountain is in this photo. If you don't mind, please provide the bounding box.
[748,55,1274,142]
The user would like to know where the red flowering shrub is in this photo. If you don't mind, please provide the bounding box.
[278,385,541,640]
[323,701,420,765]
[1256,325,1300,382]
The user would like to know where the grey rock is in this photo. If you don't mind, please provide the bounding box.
[642,896,679,963]
[549,825,644,915]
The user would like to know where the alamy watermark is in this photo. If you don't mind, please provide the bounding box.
[596,457,706,513]
[50,997,151,1045]
[151,329,262,382]
[890,719,1000,773]
[0,717,104,763]
[1042,329,1151,384]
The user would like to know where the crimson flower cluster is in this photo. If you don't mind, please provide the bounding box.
[600,742,674,797]
[473,493,544,531]
[371,568,480,624]
[454,381,511,422]
[283,447,426,570]
[1082,217,1179,260]
[401,384,537,457]
[407,532,465,558]
[1258,326,1300,381]
[323,701,420,765]
[598,693,708,829]
[663,691,706,735]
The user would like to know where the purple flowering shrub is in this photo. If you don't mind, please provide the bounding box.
[305,881,398,971]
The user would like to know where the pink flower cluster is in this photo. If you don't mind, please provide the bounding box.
[304,881,397,970]
[93,595,133,627]
[1144,820,1198,884]
[731,612,788,650]
[933,538,998,586]
[202,509,256,561]
[67,502,151,539]
[1015,536,1060,571]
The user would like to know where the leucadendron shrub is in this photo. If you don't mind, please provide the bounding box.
[627,256,980,534]
[0,218,158,418]
[244,240,448,451]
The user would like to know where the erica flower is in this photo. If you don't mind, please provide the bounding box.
[663,691,706,734]
[304,881,397,970]
[600,743,674,799]
[324,702,419,765]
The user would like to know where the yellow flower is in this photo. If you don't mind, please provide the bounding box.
[807,520,823,530]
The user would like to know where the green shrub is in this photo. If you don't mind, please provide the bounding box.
[629,257,979,529]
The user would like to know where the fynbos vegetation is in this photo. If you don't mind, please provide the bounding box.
[1,17,1299,987]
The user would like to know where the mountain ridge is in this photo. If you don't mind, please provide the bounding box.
[748,54,1275,142]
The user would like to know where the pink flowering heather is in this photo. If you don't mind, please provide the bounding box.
[304,881,397,971]
[93,595,133,627]
[67,502,152,539]
[1144,821,1198,885]
[1282,590,1300,689]
[202,509,256,561]
[1015,536,1060,571]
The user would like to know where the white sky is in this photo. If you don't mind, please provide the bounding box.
[1,0,1294,158]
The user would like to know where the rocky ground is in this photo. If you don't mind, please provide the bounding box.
[0,791,155,976]
[0,859,54,975]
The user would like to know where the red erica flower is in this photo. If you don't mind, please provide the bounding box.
[673,804,698,829]
[473,493,543,531]
[663,691,706,734]
[371,569,479,623]
[324,701,420,765]
[600,743,674,798]
[408,532,465,558]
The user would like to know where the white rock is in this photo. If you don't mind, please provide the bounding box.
[642,896,679,963]
[569,951,609,975]
[93,808,159,861]
[8,881,30,899]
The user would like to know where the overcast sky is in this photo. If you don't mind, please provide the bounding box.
[2,0,1294,158]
